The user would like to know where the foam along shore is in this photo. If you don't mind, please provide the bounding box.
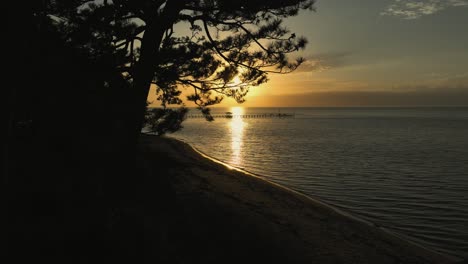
[139,134,461,264]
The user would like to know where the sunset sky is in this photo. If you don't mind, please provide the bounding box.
[149,0,468,107]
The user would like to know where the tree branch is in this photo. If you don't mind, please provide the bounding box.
[203,20,265,73]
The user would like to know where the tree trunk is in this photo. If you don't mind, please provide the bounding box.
[129,0,185,147]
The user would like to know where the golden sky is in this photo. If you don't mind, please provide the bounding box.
[148,0,468,107]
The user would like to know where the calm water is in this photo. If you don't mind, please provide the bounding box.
[169,107,468,258]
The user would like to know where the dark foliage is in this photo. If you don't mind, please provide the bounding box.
[45,0,314,126]
[145,106,189,135]
[6,1,314,263]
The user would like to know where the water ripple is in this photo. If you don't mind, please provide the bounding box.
[171,107,468,258]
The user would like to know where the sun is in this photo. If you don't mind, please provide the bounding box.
[231,75,242,87]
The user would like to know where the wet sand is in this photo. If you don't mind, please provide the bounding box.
[138,134,460,264]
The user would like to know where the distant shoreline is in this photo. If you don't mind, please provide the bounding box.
[140,134,461,263]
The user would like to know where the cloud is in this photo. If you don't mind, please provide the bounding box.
[381,0,468,19]
[295,52,351,73]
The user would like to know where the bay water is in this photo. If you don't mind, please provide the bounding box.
[169,107,468,258]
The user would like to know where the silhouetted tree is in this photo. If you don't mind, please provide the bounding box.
[44,0,314,143]
[7,3,146,262]
[145,105,189,136]
[6,2,315,262]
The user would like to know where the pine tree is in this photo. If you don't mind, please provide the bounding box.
[46,0,314,139]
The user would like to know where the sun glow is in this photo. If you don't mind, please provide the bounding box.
[231,106,243,116]
[229,107,245,166]
[231,75,242,88]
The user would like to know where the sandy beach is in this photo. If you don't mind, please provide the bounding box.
[137,134,461,264]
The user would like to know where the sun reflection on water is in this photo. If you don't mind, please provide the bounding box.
[229,107,245,166]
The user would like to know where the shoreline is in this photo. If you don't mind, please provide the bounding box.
[180,136,461,260]
[140,134,461,263]
[175,136,378,225]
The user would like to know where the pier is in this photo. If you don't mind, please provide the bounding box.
[186,112,295,119]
